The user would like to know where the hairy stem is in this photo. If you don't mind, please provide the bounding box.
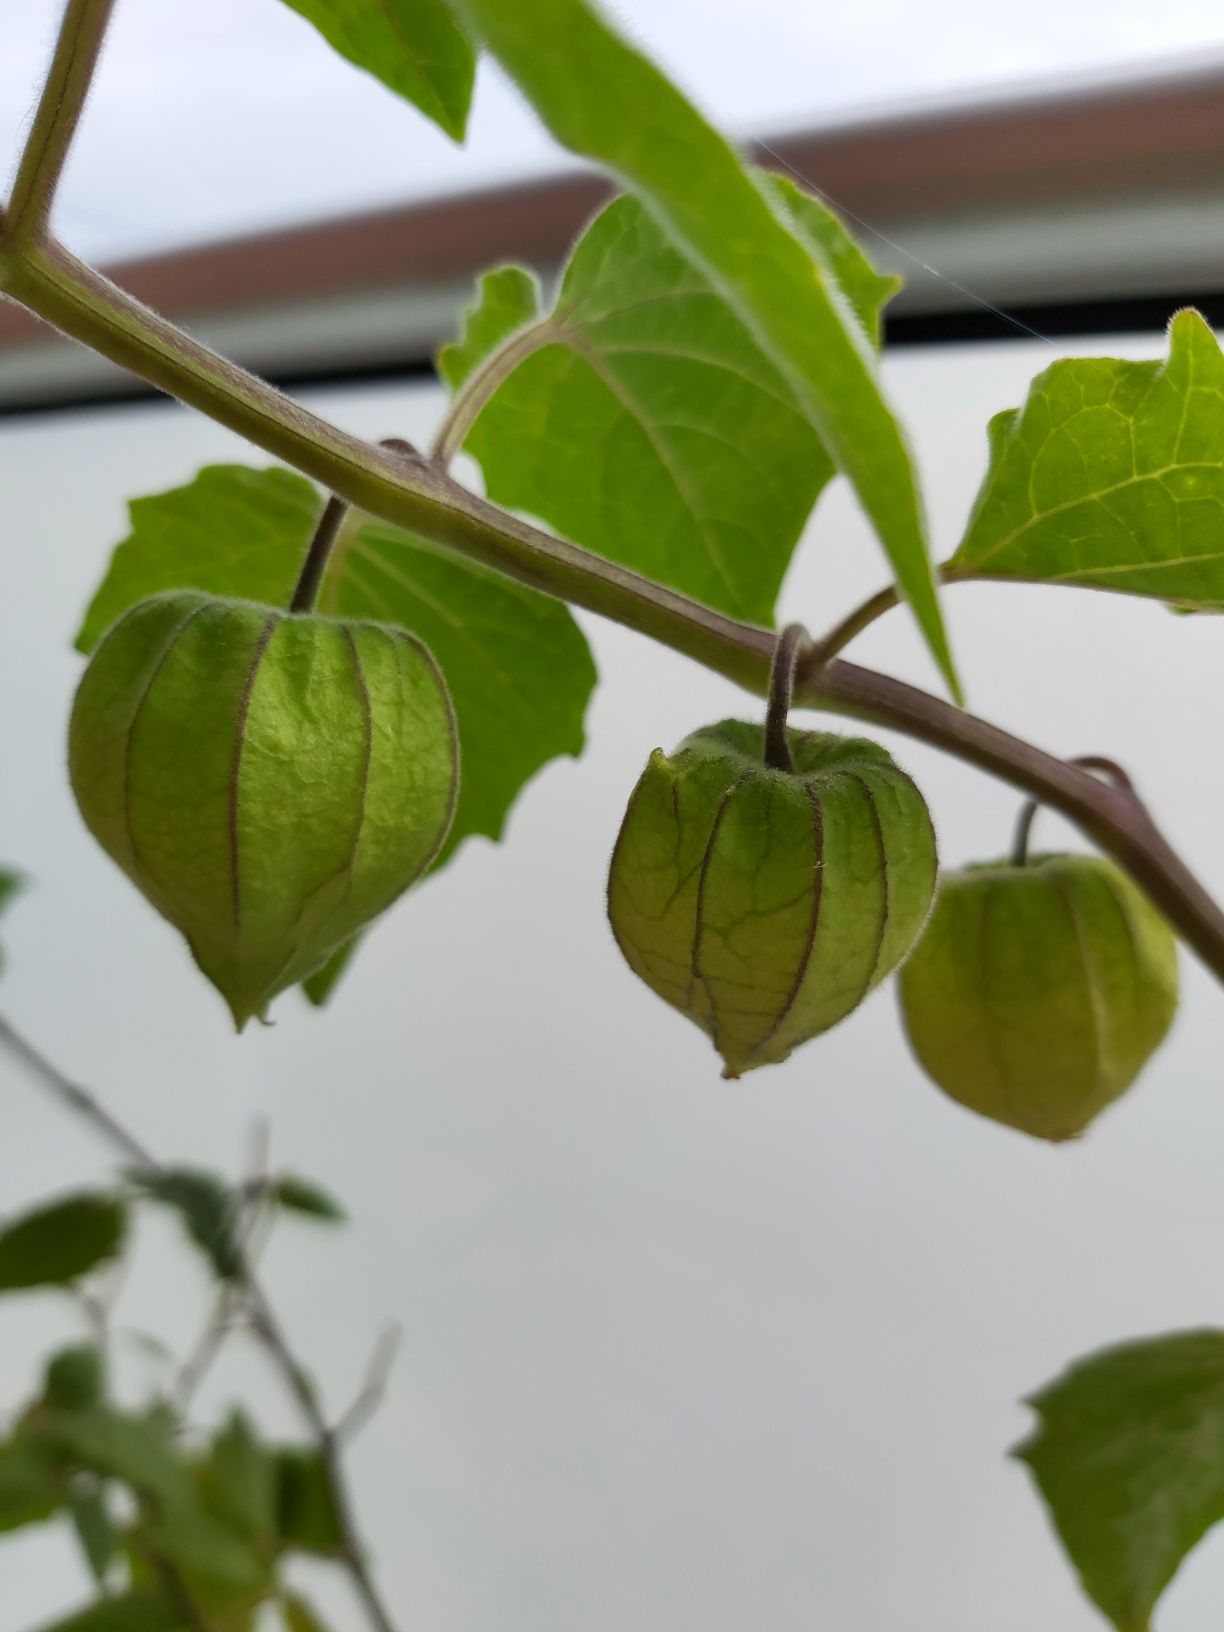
[5,0,117,242]
[0,1013,401,1632]
[764,623,807,772]
[430,318,556,466]
[290,437,419,613]
[1,243,1223,980]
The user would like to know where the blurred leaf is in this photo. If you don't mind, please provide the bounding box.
[0,1192,126,1293]
[40,1404,193,1509]
[272,1176,346,1223]
[276,0,475,140]
[42,1404,272,1615]
[282,1592,331,1632]
[954,310,1224,610]
[126,1167,240,1280]
[30,1594,184,1632]
[200,1412,277,1545]
[0,1435,63,1532]
[274,1448,343,1557]
[75,464,597,973]
[445,185,895,624]
[1017,1328,1224,1630]
[437,264,541,391]
[300,936,359,1007]
[0,869,23,912]
[449,0,957,695]
[44,1344,107,1411]
[69,1482,121,1587]
[140,1503,272,1611]
[0,867,24,972]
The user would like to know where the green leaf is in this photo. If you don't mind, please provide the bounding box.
[44,1344,107,1410]
[68,1482,121,1587]
[40,1404,193,1509]
[954,310,1224,608]
[438,264,541,391]
[126,1167,240,1280]
[443,186,895,624]
[274,1448,343,1557]
[200,1412,278,1544]
[765,175,901,349]
[39,1403,271,1613]
[1016,1328,1224,1630]
[447,0,957,695]
[282,1593,331,1632]
[0,1193,126,1293]
[0,1435,63,1533]
[0,868,23,914]
[76,462,596,886]
[75,467,319,654]
[272,1175,346,1222]
[300,936,359,1007]
[0,867,23,973]
[30,1594,184,1632]
[275,0,475,140]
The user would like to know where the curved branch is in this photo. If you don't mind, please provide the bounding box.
[803,657,1224,980]
[5,0,117,242]
[2,237,1223,981]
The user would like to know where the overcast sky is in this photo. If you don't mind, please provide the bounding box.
[4,0,1224,261]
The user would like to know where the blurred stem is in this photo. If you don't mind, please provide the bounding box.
[289,438,418,614]
[5,0,118,242]
[0,240,1222,980]
[0,1014,401,1632]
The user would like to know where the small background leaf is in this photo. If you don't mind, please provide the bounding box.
[0,1193,126,1293]
[282,1592,331,1632]
[199,1412,278,1545]
[126,1167,240,1280]
[0,1435,64,1532]
[954,310,1224,608]
[68,1482,121,1587]
[276,0,475,140]
[274,1448,343,1557]
[272,1175,346,1222]
[30,1594,183,1632]
[1017,1328,1224,1630]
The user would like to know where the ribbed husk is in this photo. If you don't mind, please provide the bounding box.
[607,719,938,1077]
[898,853,1178,1140]
[69,591,458,1028]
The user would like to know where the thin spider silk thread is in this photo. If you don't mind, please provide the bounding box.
[754,135,1057,348]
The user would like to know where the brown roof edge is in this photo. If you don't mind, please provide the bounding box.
[2,57,1223,349]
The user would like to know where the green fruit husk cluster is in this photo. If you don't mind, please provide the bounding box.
[899,853,1178,1141]
[607,720,938,1077]
[69,591,458,1028]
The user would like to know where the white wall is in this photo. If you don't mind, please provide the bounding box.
[3,336,1223,1629]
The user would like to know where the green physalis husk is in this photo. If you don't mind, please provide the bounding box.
[607,719,938,1078]
[898,853,1178,1141]
[69,591,458,1029]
